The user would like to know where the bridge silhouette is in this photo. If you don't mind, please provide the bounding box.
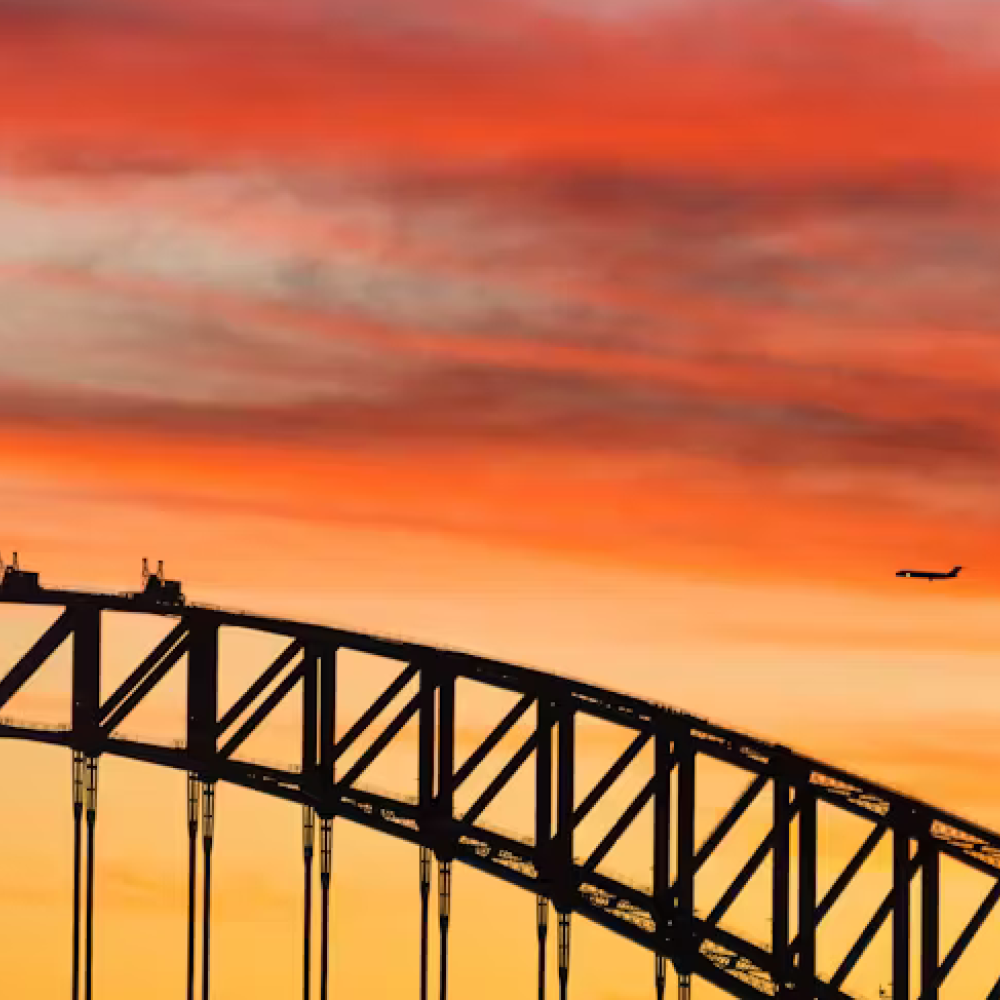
[0,561,998,1000]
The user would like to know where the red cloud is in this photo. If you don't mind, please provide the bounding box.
[1,0,998,177]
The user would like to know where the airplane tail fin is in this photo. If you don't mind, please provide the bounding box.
[952,566,962,576]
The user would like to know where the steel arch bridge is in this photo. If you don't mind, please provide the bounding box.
[0,563,998,1000]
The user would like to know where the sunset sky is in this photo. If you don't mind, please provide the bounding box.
[1,1,1000,998]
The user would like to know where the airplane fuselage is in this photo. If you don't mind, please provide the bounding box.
[896,566,961,580]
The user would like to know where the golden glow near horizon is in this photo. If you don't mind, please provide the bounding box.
[2,1,1000,997]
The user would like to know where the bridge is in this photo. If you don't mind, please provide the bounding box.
[0,560,998,1000]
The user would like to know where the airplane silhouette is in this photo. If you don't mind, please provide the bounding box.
[896,566,962,581]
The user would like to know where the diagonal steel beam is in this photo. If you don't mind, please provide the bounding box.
[921,877,1000,996]
[0,609,74,711]
[216,638,303,734]
[583,775,656,873]
[831,850,922,989]
[462,731,539,827]
[572,731,652,829]
[219,660,305,759]
[99,623,188,724]
[789,824,886,957]
[335,689,422,790]
[988,970,1000,1000]
[453,693,535,792]
[694,774,768,873]
[101,635,190,735]
[333,662,420,763]
[705,797,803,928]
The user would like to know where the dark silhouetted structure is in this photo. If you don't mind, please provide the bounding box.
[0,558,997,999]
[138,557,185,604]
[0,551,39,595]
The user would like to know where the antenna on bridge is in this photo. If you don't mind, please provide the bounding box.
[140,558,167,584]
[141,558,165,585]
[137,558,184,606]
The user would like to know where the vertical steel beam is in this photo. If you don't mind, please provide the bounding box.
[418,666,436,818]
[71,751,85,1000]
[438,860,452,1000]
[653,725,672,940]
[537,894,549,1000]
[317,644,335,1000]
[557,911,570,1000]
[319,816,332,1000]
[676,739,696,977]
[437,667,456,1000]
[798,787,817,1000]
[655,954,667,1000]
[303,806,315,1000]
[556,707,574,882]
[420,847,432,1000]
[555,704,574,998]
[536,698,553,867]
[187,773,201,1000]
[84,756,98,1000]
[893,827,910,1000]
[72,607,101,1000]
[201,781,215,1000]
[302,646,318,777]
[71,608,100,750]
[773,777,791,995]
[437,667,455,825]
[417,660,438,1000]
[537,693,555,1000]
[654,722,672,1000]
[187,620,219,763]
[921,846,939,1000]
[318,648,336,788]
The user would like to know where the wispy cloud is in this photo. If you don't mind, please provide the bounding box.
[1,0,999,586]
[3,166,1000,467]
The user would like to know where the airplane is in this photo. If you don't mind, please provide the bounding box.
[896,565,962,581]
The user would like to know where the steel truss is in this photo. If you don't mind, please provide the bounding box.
[0,586,999,999]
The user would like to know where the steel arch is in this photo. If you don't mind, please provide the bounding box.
[0,579,998,1000]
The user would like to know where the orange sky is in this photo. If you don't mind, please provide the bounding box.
[2,1,1000,998]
